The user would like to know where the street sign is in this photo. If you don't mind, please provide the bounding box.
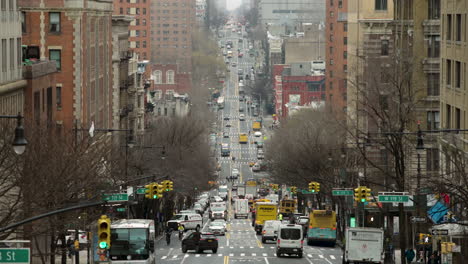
[332,189,354,196]
[410,216,427,223]
[136,188,147,194]
[116,208,126,212]
[431,229,449,236]
[0,248,30,263]
[101,193,128,202]
[301,190,316,194]
[378,192,409,203]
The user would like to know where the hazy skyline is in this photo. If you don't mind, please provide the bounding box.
[227,0,241,11]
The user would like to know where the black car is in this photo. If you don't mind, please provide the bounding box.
[181,231,218,253]
[224,116,230,120]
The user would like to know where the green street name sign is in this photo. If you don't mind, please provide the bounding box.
[301,190,316,194]
[102,193,128,202]
[116,208,126,212]
[0,248,30,263]
[378,195,409,203]
[332,190,354,196]
[136,188,147,194]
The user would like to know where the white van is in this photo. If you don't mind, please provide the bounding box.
[276,224,303,258]
[167,213,203,231]
[261,220,281,243]
[234,199,249,219]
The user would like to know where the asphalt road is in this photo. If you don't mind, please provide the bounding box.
[154,23,344,264]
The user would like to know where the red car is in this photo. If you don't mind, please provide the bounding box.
[238,53,243,58]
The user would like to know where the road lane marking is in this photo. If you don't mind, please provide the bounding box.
[319,255,324,258]
[218,254,223,257]
[264,257,270,264]
[207,254,212,257]
[252,253,256,256]
[305,256,314,264]
[240,253,245,256]
[307,254,312,258]
[330,255,336,259]
[195,254,200,257]
[224,256,230,264]
[250,246,254,249]
[240,246,244,249]
[257,240,263,248]
[229,253,234,257]
[263,253,267,257]
[161,256,167,259]
[172,255,177,259]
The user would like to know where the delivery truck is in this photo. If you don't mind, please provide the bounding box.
[344,227,384,264]
[234,199,249,219]
[254,202,278,234]
[239,133,248,144]
[237,185,246,198]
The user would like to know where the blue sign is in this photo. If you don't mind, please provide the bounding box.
[427,201,448,224]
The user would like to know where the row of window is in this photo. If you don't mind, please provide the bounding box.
[445,104,462,131]
[134,19,147,26]
[445,13,465,42]
[153,70,175,84]
[156,44,189,49]
[157,30,188,34]
[157,23,188,27]
[21,12,61,33]
[119,0,147,3]
[329,0,344,9]
[329,22,347,32]
[0,0,16,11]
[134,41,147,48]
[132,30,147,37]
[156,2,189,7]
[0,38,22,74]
[445,59,464,89]
[328,79,347,90]
[119,7,147,15]
[155,16,191,21]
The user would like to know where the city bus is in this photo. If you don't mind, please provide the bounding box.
[217,96,225,109]
[109,219,156,263]
[307,210,337,246]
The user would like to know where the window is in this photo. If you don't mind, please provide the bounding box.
[166,70,175,84]
[329,81,333,90]
[379,95,389,110]
[143,30,147,37]
[143,8,146,15]
[127,8,130,15]
[136,19,140,25]
[343,65,347,72]
[428,35,440,58]
[329,35,334,42]
[343,37,347,45]
[17,38,21,66]
[343,51,347,59]
[344,23,348,32]
[330,0,333,6]
[143,41,147,48]
[456,14,462,42]
[56,86,62,108]
[426,148,440,171]
[381,39,389,56]
[330,46,334,54]
[9,38,14,69]
[1,0,5,11]
[455,108,461,129]
[446,104,451,128]
[330,71,334,78]
[49,49,61,70]
[119,8,123,14]
[8,0,12,10]
[330,11,334,18]
[136,8,140,14]
[428,0,440,19]
[135,30,140,36]
[447,15,452,40]
[375,0,387,11]
[427,111,440,130]
[455,61,461,88]
[330,59,334,65]
[330,23,334,31]
[136,41,140,48]
[381,71,389,83]
[21,12,26,33]
[143,19,147,25]
[338,0,342,8]
[154,70,162,84]
[427,73,440,96]
[49,12,60,33]
[446,60,451,86]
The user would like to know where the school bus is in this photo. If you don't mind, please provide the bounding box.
[279,199,297,216]
[239,133,248,144]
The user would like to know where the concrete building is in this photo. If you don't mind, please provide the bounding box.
[268,37,283,70]
[148,92,190,117]
[113,0,152,61]
[440,1,468,171]
[272,63,325,117]
[326,0,347,118]
[283,24,325,64]
[392,0,441,187]
[196,0,207,24]
[20,0,114,131]
[112,15,146,135]
[259,0,325,27]
[0,0,26,116]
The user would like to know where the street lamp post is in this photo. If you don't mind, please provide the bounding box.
[415,123,425,249]
[0,113,28,155]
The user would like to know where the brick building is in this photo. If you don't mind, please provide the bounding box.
[325,0,347,118]
[20,0,114,131]
[113,0,151,61]
[273,63,325,117]
[150,0,196,94]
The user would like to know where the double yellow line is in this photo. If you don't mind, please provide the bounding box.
[224,255,230,264]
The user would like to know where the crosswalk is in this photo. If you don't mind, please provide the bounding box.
[158,252,343,259]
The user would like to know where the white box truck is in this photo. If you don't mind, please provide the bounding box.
[234,199,249,219]
[344,227,384,264]
[237,185,246,198]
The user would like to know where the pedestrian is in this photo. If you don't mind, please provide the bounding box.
[405,248,415,264]
[66,237,74,258]
[278,213,283,221]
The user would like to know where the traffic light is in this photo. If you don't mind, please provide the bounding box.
[290,186,297,194]
[151,183,159,199]
[272,184,279,191]
[315,182,321,193]
[359,186,370,202]
[354,187,361,202]
[144,183,153,199]
[161,180,169,192]
[157,184,164,198]
[364,187,371,202]
[308,182,314,192]
[97,215,111,249]
[167,180,173,191]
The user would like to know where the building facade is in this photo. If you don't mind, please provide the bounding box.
[20,0,114,131]
[0,0,26,116]
[259,0,325,27]
[113,0,151,61]
[325,0,347,118]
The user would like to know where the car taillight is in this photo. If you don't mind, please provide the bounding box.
[216,238,219,241]
[262,230,266,234]
[277,239,280,244]
[309,225,312,229]
[301,240,304,248]
[200,239,205,241]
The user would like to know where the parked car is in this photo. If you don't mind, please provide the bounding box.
[181,231,218,253]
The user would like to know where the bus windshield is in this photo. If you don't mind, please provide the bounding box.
[109,228,149,260]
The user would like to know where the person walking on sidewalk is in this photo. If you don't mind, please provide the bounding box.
[405,248,415,264]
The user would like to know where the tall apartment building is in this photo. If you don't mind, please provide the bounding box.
[150,0,195,94]
[325,0,347,118]
[440,2,468,161]
[19,0,114,131]
[0,0,26,116]
[113,0,151,61]
[393,0,441,186]
[259,0,325,26]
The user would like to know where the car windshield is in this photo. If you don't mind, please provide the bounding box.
[109,228,149,260]
[280,228,301,240]
[219,187,228,192]
[171,214,185,220]
[211,222,224,226]
[194,204,202,209]
[211,207,225,211]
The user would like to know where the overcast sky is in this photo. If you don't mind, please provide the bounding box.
[226,0,241,11]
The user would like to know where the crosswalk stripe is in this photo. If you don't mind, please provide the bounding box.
[218,254,223,257]
[241,253,245,256]
[184,254,189,258]
[161,256,167,259]
[207,254,212,257]
[319,255,324,258]
[330,255,336,259]
[252,253,256,256]
[307,254,312,258]
[172,255,177,259]
[263,253,267,257]
[195,254,200,257]
[274,253,277,256]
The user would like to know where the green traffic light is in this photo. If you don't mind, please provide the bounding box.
[153,195,158,199]
[99,242,108,249]
[361,198,366,202]
[311,190,315,193]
